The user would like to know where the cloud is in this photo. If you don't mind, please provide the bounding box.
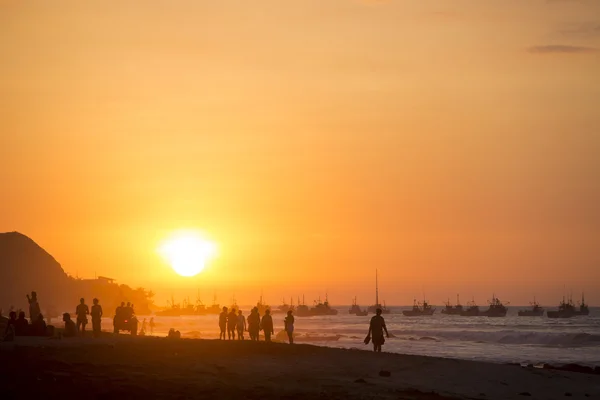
[557,22,600,36]
[527,45,597,54]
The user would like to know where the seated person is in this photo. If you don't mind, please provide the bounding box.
[3,311,17,342]
[15,311,29,336]
[62,313,77,338]
[31,314,47,337]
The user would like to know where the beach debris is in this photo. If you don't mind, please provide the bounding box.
[564,393,572,397]
[518,392,532,396]
[354,378,367,384]
[378,370,391,377]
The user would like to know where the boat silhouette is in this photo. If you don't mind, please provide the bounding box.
[441,294,463,315]
[518,297,544,317]
[402,299,436,316]
[349,297,368,316]
[367,269,391,314]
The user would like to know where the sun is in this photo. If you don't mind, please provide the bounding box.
[158,231,217,277]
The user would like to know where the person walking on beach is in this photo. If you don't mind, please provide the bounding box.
[247,307,260,341]
[284,310,295,344]
[366,308,389,352]
[227,308,237,340]
[149,317,155,335]
[76,298,89,336]
[91,298,103,338]
[236,310,246,340]
[219,307,228,340]
[260,309,274,342]
[26,291,41,321]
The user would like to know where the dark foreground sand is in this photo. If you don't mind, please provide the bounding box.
[1,336,599,400]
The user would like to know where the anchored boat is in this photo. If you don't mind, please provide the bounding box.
[441,294,463,315]
[518,298,544,317]
[402,299,436,316]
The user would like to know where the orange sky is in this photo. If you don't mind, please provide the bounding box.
[1,0,599,306]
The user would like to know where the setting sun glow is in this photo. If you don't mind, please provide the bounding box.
[158,232,216,277]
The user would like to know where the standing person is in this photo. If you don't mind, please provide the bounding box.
[149,317,155,335]
[260,309,274,342]
[366,308,389,353]
[247,307,260,341]
[219,307,228,340]
[75,298,89,336]
[91,298,103,338]
[236,310,246,340]
[140,318,147,335]
[227,308,237,340]
[284,310,295,344]
[26,291,41,322]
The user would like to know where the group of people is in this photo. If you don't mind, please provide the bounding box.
[2,291,48,341]
[218,306,295,343]
[62,297,105,337]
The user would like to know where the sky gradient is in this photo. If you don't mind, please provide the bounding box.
[1,0,599,306]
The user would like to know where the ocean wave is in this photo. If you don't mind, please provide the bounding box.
[392,329,600,346]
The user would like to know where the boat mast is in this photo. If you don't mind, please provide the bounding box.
[375,269,379,306]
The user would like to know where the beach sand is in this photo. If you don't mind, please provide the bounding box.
[1,336,598,399]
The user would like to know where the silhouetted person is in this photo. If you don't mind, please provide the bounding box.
[247,307,260,341]
[91,298,103,338]
[15,311,29,336]
[3,311,17,341]
[367,308,389,352]
[31,313,47,336]
[236,310,246,340]
[76,298,89,336]
[62,313,76,337]
[261,309,274,342]
[149,317,155,335]
[219,307,228,340]
[125,302,133,320]
[140,318,147,335]
[284,310,295,344]
[227,308,237,340]
[26,291,41,322]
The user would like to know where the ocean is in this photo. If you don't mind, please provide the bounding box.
[93,306,600,367]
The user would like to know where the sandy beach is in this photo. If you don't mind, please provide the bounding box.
[1,336,598,400]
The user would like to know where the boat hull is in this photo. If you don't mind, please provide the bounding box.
[518,310,544,317]
[402,310,436,316]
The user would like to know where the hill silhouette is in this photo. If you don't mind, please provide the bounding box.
[0,232,154,316]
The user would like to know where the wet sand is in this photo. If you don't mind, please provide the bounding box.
[1,336,598,399]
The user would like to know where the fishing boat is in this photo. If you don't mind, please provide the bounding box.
[402,299,436,316]
[255,294,270,315]
[156,295,182,317]
[296,296,311,317]
[547,296,577,318]
[576,293,589,316]
[481,295,508,317]
[460,299,480,316]
[518,298,544,317]
[205,295,221,315]
[272,297,295,314]
[308,295,338,316]
[348,297,368,316]
[367,269,391,314]
[441,295,463,315]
